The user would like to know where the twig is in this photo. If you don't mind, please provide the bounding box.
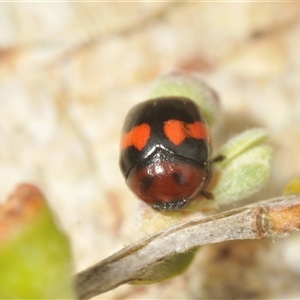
[75,195,300,300]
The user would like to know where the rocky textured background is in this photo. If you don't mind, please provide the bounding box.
[1,2,300,299]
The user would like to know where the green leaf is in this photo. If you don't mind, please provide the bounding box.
[284,176,300,196]
[216,128,269,169]
[150,72,220,125]
[0,184,75,299]
[131,250,197,284]
[213,145,273,206]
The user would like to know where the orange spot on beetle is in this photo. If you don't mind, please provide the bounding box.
[187,121,208,140]
[164,120,208,145]
[121,123,151,151]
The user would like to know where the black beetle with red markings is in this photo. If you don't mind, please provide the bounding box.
[119,96,212,211]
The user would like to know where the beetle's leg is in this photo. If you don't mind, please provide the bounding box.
[200,190,214,200]
[212,154,225,163]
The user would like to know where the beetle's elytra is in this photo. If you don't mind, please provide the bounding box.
[119,96,211,211]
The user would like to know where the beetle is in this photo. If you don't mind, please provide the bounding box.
[119,96,212,211]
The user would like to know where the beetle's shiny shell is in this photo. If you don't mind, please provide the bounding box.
[119,96,211,211]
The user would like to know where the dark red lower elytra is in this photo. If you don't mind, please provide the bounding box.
[126,151,209,211]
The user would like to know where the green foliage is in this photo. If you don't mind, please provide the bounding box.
[284,176,300,195]
[213,129,273,206]
[0,189,75,299]
[131,251,196,284]
[150,72,220,125]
